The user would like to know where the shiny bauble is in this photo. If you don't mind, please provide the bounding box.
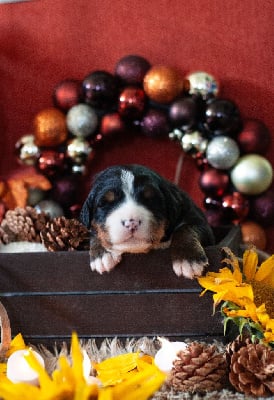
[100,112,126,137]
[230,154,273,195]
[66,104,98,138]
[204,99,242,136]
[143,65,184,104]
[249,188,274,227]
[237,119,271,155]
[169,97,199,129]
[205,208,224,227]
[222,192,249,223]
[66,137,93,165]
[35,200,64,218]
[140,109,169,137]
[27,188,46,207]
[206,136,240,170]
[15,135,40,166]
[203,196,222,210]
[82,70,118,108]
[118,86,146,119]
[184,71,219,100]
[181,131,208,155]
[114,54,151,85]
[53,79,82,111]
[241,220,267,250]
[33,108,68,147]
[51,175,80,208]
[37,150,65,177]
[199,168,229,196]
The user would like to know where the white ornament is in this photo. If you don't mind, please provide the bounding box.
[154,337,187,373]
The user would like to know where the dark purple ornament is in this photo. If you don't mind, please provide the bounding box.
[169,97,198,129]
[51,175,80,208]
[249,188,274,227]
[140,109,170,137]
[237,119,271,155]
[114,55,151,85]
[205,208,224,227]
[53,79,82,112]
[82,70,118,108]
[204,98,242,136]
[199,169,229,197]
[118,86,146,119]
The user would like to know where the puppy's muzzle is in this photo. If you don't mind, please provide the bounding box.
[121,218,142,233]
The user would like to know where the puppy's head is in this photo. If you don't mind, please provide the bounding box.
[80,164,184,253]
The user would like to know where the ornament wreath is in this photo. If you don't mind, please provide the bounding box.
[12,54,273,250]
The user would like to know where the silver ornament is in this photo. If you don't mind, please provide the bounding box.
[206,136,240,170]
[66,103,98,138]
[181,131,208,154]
[230,154,273,195]
[185,71,219,99]
[15,135,40,166]
[169,128,184,142]
[66,137,93,165]
[35,200,64,218]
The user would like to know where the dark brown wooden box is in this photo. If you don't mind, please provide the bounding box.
[0,227,241,345]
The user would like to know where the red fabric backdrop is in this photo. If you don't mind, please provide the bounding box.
[0,0,273,252]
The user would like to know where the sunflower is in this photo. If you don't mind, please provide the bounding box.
[198,247,274,345]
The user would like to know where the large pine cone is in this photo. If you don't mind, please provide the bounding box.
[40,216,90,251]
[167,342,228,393]
[0,206,50,244]
[229,342,274,397]
[226,334,255,365]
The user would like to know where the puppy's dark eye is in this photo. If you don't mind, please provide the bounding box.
[97,190,120,208]
[141,185,157,199]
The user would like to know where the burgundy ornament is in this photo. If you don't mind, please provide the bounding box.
[114,54,151,85]
[249,188,274,227]
[205,208,224,227]
[118,86,146,119]
[37,150,65,177]
[204,98,242,136]
[237,119,271,155]
[222,192,249,223]
[51,175,80,208]
[82,70,118,108]
[140,109,170,137]
[169,97,199,129]
[100,112,126,137]
[199,169,230,197]
[53,79,82,112]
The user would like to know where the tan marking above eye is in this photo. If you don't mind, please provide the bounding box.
[104,190,116,202]
[142,186,155,199]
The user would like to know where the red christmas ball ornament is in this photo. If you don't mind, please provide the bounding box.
[33,108,68,147]
[241,220,267,250]
[143,65,184,104]
[37,150,65,177]
[199,168,229,197]
[118,86,146,119]
[249,188,274,227]
[140,109,169,137]
[100,112,126,137]
[237,119,271,155]
[222,192,249,223]
[114,54,151,85]
[53,79,82,112]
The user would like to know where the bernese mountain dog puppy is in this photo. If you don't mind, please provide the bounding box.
[80,164,215,279]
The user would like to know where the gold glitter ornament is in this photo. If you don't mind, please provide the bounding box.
[143,65,184,104]
[33,108,68,147]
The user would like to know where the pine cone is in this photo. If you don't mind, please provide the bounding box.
[229,342,274,397]
[226,334,256,365]
[0,206,50,243]
[40,216,90,251]
[167,342,228,393]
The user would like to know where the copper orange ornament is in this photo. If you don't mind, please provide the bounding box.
[33,108,68,147]
[241,220,267,250]
[143,65,184,104]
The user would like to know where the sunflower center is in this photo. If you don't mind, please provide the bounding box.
[252,281,274,318]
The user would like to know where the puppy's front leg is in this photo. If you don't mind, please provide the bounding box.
[170,225,209,279]
[89,235,122,274]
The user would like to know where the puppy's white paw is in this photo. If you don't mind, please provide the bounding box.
[90,252,122,274]
[172,259,207,279]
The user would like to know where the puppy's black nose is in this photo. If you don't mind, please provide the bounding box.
[121,218,141,232]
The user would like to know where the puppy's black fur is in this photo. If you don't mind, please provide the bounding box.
[80,164,215,278]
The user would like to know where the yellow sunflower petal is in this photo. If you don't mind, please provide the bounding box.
[255,255,274,285]
[242,248,258,282]
[5,333,26,357]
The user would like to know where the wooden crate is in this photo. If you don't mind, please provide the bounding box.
[0,226,241,345]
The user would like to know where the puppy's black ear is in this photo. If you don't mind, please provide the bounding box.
[79,198,92,228]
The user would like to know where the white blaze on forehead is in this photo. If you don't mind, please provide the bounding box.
[121,169,135,198]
